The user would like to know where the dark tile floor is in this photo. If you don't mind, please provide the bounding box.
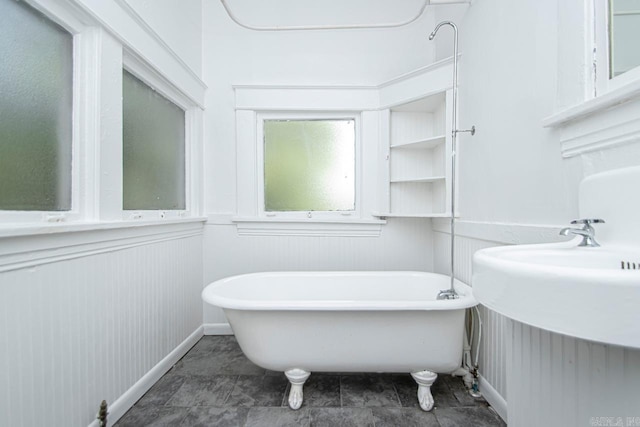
[116,336,505,427]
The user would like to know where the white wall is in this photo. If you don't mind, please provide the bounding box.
[0,227,203,427]
[203,0,443,213]
[124,0,203,76]
[456,0,640,224]
[457,0,576,225]
[432,0,640,418]
[201,1,459,324]
[0,1,205,426]
[204,219,434,323]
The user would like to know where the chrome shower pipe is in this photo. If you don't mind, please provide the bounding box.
[429,21,475,300]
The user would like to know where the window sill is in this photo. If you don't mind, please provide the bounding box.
[231,216,386,237]
[0,217,207,272]
[0,217,207,239]
[542,78,640,157]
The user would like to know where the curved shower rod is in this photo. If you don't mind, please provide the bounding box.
[220,0,437,31]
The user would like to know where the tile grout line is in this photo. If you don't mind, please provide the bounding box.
[371,405,378,427]
[116,336,500,426]
[176,407,191,427]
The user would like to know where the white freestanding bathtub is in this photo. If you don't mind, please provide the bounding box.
[202,271,477,411]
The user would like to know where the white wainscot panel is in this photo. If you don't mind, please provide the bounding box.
[202,218,434,324]
[0,234,203,426]
[434,230,508,419]
[508,321,640,427]
[435,220,640,425]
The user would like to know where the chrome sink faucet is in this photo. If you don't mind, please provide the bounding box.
[559,219,605,247]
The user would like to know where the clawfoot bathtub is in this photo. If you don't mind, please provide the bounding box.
[202,271,477,411]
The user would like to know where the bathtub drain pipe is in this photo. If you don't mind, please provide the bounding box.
[468,306,483,398]
[453,307,483,397]
[452,328,474,389]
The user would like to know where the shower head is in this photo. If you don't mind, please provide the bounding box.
[428,21,457,40]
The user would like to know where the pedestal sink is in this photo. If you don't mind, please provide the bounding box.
[473,165,640,349]
[473,241,640,348]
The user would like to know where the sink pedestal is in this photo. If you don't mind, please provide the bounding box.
[473,166,640,426]
[505,320,640,427]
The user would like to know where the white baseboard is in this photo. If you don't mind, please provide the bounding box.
[478,374,508,423]
[203,322,234,335]
[87,326,203,427]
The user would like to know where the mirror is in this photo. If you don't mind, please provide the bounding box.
[608,0,640,78]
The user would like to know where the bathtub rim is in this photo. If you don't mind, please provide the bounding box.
[202,271,477,311]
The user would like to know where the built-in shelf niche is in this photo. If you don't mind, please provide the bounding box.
[377,90,452,218]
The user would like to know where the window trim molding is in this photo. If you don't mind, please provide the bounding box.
[0,0,86,223]
[594,0,640,95]
[231,62,456,236]
[123,49,196,112]
[232,217,385,237]
[542,0,640,158]
[0,217,206,273]
[234,85,379,112]
[122,52,201,221]
[234,97,384,236]
[24,0,206,106]
[542,77,640,128]
[1,0,205,230]
[24,0,90,34]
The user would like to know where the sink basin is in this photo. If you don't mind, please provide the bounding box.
[473,241,640,348]
[473,166,640,349]
[486,243,638,270]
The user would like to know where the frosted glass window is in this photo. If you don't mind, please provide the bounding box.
[123,70,186,210]
[0,0,73,211]
[609,0,640,78]
[264,119,355,212]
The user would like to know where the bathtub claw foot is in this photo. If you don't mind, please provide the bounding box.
[411,370,438,411]
[285,369,310,410]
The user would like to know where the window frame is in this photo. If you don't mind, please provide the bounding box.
[0,0,85,224]
[542,0,640,157]
[594,0,640,96]
[256,111,362,221]
[232,85,384,237]
[0,0,204,228]
[121,52,195,221]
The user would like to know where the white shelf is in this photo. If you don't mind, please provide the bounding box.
[390,135,445,150]
[390,176,445,184]
[389,93,446,113]
[380,89,450,217]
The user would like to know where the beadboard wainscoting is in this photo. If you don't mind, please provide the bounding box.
[508,321,640,427]
[433,219,569,422]
[433,229,508,421]
[203,216,435,324]
[434,218,640,425]
[0,225,204,427]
